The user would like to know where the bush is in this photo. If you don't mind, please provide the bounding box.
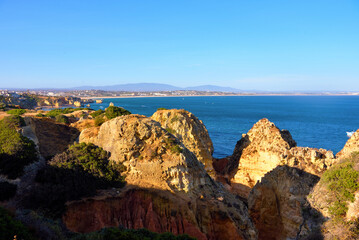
[105,106,131,120]
[0,207,35,240]
[95,115,106,126]
[23,143,126,217]
[0,181,17,201]
[0,102,6,110]
[322,154,359,217]
[45,107,92,118]
[0,116,37,179]
[72,227,196,240]
[55,114,69,124]
[36,113,45,117]
[7,109,26,116]
[90,109,105,118]
[157,108,168,111]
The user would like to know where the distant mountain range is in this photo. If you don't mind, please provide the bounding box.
[72,83,242,92]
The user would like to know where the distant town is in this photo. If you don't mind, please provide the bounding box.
[1,88,359,110]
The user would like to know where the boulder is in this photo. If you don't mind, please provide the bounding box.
[151,109,214,173]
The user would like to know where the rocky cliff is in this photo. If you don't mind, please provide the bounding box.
[336,129,359,159]
[23,117,80,159]
[223,118,335,198]
[248,166,321,240]
[151,109,214,173]
[75,114,257,239]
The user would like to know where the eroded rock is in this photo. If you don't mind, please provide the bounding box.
[75,114,257,239]
[248,165,321,240]
[151,109,214,173]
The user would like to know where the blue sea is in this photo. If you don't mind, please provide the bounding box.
[88,96,359,158]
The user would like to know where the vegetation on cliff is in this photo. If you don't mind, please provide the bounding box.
[55,114,70,124]
[322,152,359,218]
[23,143,126,217]
[45,107,92,118]
[7,108,27,116]
[105,106,131,120]
[0,207,35,240]
[90,106,131,126]
[0,116,37,179]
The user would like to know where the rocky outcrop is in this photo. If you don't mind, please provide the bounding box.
[225,118,335,198]
[151,109,214,173]
[75,114,257,239]
[248,166,322,240]
[336,129,359,159]
[23,117,79,159]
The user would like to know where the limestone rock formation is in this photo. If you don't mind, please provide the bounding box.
[151,109,214,173]
[76,114,257,240]
[23,117,79,159]
[248,165,321,240]
[226,118,335,198]
[336,129,359,159]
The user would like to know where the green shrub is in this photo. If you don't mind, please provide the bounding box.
[0,116,37,179]
[322,155,359,217]
[55,114,69,124]
[165,127,176,135]
[95,115,106,126]
[36,113,46,117]
[157,107,168,111]
[50,143,126,184]
[105,106,131,120]
[23,143,126,217]
[0,181,17,201]
[90,109,105,118]
[72,227,196,240]
[0,207,35,240]
[0,102,6,110]
[45,107,92,118]
[7,109,26,116]
[2,115,25,127]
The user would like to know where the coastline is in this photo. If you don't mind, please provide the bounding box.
[81,93,359,100]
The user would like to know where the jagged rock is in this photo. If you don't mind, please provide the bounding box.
[337,129,359,159]
[226,118,335,198]
[248,165,321,240]
[23,117,79,159]
[75,114,257,239]
[151,109,214,173]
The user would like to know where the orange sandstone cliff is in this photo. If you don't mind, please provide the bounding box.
[70,114,257,240]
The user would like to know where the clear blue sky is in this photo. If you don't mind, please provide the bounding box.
[0,0,358,91]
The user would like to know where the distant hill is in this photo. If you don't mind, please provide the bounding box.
[73,83,242,92]
[185,85,241,92]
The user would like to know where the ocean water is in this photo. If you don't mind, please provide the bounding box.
[89,96,359,158]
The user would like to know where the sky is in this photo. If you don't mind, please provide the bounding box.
[0,0,358,91]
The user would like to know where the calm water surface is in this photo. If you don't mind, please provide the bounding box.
[89,96,359,158]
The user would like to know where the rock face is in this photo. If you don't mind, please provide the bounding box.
[248,165,321,240]
[23,117,80,159]
[75,114,257,239]
[151,109,214,173]
[226,118,335,198]
[336,129,359,159]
